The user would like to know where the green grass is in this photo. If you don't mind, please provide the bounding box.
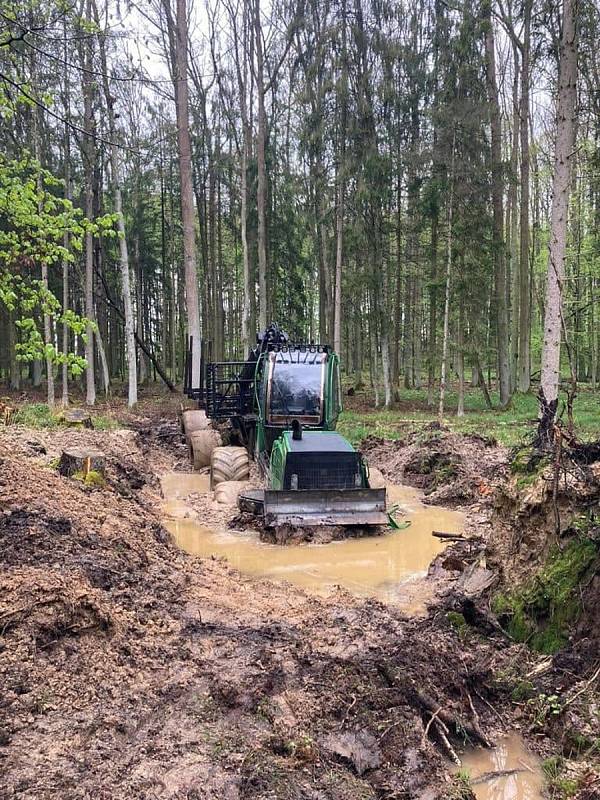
[11,403,117,431]
[339,387,600,448]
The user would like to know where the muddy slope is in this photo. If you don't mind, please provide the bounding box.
[0,424,518,800]
[362,427,508,507]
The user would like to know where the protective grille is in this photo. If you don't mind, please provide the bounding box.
[283,452,360,490]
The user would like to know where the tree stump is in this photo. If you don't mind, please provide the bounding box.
[58,448,105,478]
[58,408,94,429]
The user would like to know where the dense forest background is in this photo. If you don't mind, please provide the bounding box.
[0,0,596,413]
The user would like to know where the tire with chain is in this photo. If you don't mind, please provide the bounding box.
[210,446,250,488]
[189,429,222,470]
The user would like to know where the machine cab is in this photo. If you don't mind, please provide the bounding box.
[262,348,342,430]
[267,350,325,424]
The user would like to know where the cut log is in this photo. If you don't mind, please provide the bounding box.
[58,408,94,429]
[58,448,105,478]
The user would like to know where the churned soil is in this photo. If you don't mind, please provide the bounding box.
[0,411,598,799]
[362,426,509,508]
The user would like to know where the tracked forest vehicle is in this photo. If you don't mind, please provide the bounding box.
[183,324,386,528]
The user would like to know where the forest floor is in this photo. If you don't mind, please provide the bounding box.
[0,385,599,799]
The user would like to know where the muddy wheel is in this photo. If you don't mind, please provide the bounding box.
[214,480,249,505]
[210,446,250,488]
[189,429,222,470]
[182,409,210,438]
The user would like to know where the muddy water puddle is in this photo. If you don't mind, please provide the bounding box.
[161,472,210,519]
[457,734,544,800]
[161,474,464,603]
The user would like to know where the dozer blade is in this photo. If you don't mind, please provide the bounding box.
[262,488,387,527]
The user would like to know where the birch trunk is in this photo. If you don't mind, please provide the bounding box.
[81,0,96,405]
[95,0,137,406]
[538,0,578,443]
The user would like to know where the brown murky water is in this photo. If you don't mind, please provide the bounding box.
[161,472,210,519]
[161,474,464,603]
[457,734,544,800]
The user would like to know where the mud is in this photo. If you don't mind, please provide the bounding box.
[1,411,599,799]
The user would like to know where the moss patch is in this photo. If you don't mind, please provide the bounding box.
[492,537,598,654]
[510,446,551,490]
[72,469,107,488]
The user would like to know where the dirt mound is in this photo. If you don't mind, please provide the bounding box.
[362,429,508,507]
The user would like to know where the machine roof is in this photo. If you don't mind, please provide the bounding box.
[286,431,355,453]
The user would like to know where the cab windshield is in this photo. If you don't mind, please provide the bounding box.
[269,354,324,423]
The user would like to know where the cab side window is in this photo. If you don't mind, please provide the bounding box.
[330,360,342,425]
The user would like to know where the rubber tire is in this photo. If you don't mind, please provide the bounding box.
[189,429,222,470]
[182,409,210,439]
[210,446,250,488]
[214,480,248,506]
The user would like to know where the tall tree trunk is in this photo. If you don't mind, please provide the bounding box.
[508,42,520,392]
[538,0,578,443]
[254,0,268,331]
[95,0,137,406]
[170,0,201,383]
[438,133,455,422]
[427,211,438,406]
[30,46,55,407]
[8,311,19,389]
[334,173,343,357]
[517,0,532,393]
[457,298,465,417]
[484,2,510,407]
[81,0,96,405]
[241,118,253,351]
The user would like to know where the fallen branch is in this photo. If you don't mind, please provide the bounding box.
[412,687,490,748]
[420,706,443,746]
[472,769,524,785]
[434,719,461,765]
[561,664,600,710]
[432,531,464,541]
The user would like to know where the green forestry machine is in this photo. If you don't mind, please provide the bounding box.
[183,324,387,528]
